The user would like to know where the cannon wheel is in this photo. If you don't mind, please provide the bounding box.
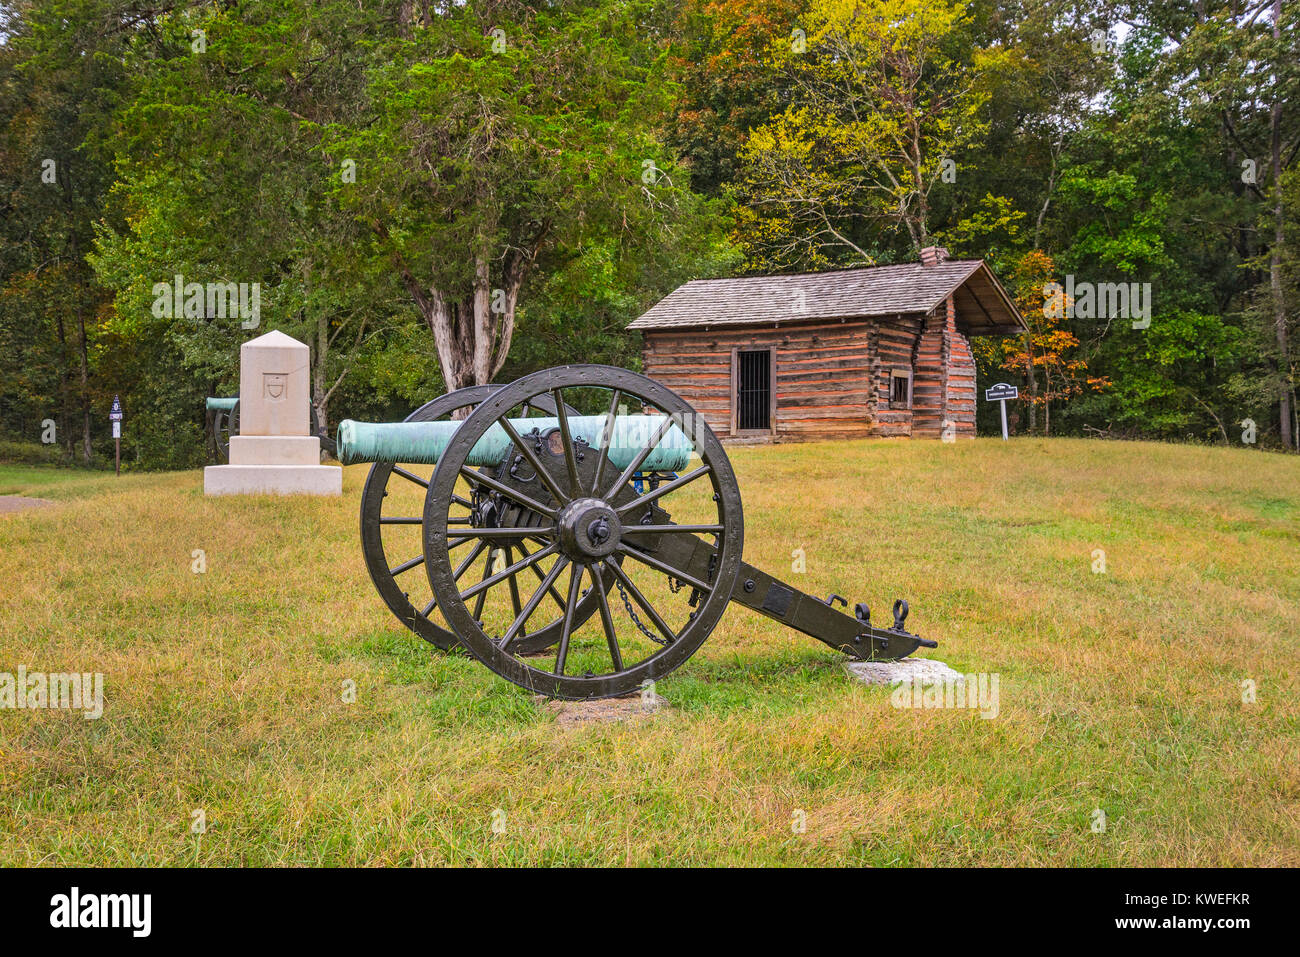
[213,402,239,463]
[310,405,337,458]
[360,384,614,653]
[423,365,744,700]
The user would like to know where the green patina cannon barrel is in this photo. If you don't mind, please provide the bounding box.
[206,396,239,412]
[336,415,695,472]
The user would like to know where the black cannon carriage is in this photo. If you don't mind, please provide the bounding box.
[339,364,936,700]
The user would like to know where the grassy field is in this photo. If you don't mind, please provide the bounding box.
[1,438,1296,866]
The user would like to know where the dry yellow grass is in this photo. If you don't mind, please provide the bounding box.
[0,437,1296,866]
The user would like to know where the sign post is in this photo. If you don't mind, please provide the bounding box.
[109,395,123,476]
[984,382,1018,441]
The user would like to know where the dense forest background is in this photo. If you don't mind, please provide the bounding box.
[1,0,1296,468]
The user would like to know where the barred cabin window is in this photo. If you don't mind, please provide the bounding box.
[736,349,772,431]
[889,368,912,408]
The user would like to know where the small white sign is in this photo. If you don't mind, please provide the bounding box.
[985,382,1017,441]
[112,421,121,439]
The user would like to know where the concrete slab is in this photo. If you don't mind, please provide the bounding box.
[204,464,341,496]
[229,435,321,466]
[0,495,55,515]
[844,657,964,686]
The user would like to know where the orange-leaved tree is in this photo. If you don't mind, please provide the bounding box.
[987,249,1108,435]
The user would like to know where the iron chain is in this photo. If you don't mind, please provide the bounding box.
[613,573,670,646]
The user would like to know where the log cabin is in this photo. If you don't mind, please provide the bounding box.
[628,246,1026,441]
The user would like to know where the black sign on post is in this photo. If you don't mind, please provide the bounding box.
[110,394,123,475]
[984,383,1019,441]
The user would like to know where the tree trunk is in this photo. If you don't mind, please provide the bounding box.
[1025,333,1039,434]
[77,298,91,465]
[472,251,492,385]
[69,231,92,465]
[315,310,328,460]
[55,313,72,457]
[389,226,541,396]
[1270,0,1293,450]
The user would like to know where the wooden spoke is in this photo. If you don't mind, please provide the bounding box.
[551,388,583,498]
[603,557,677,644]
[517,539,568,614]
[392,466,429,489]
[552,563,584,676]
[505,547,524,626]
[472,550,493,621]
[589,563,623,671]
[614,464,711,516]
[618,542,714,594]
[499,556,570,652]
[604,414,679,500]
[382,514,473,526]
[459,542,559,602]
[622,524,724,535]
[420,540,488,617]
[453,540,488,581]
[388,554,425,576]
[447,526,555,540]
[496,415,571,506]
[590,388,622,497]
[458,465,557,519]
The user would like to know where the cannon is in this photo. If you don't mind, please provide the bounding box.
[206,397,240,462]
[206,396,336,461]
[339,365,936,700]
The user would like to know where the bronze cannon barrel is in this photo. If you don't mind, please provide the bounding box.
[336,414,695,472]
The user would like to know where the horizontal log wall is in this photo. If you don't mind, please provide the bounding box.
[639,284,985,442]
[642,321,879,441]
[913,297,977,439]
[869,316,924,437]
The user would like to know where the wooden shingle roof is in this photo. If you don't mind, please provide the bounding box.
[629,259,1026,336]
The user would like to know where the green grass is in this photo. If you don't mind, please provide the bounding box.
[1,438,1297,865]
[0,463,123,498]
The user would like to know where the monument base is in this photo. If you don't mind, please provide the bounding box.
[204,464,342,496]
[230,435,321,466]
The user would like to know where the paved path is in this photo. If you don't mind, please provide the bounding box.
[0,495,55,514]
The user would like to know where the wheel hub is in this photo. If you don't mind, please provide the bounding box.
[557,497,621,560]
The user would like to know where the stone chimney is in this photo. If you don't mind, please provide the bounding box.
[919,245,949,266]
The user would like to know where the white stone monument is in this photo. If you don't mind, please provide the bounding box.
[204,330,342,496]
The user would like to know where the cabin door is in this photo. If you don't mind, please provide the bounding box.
[732,347,773,434]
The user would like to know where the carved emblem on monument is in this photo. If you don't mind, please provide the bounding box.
[263,372,287,401]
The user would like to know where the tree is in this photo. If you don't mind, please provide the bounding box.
[1138,0,1300,447]
[665,0,807,197]
[331,0,713,392]
[90,0,432,446]
[989,249,1108,435]
[731,0,1011,269]
[0,0,127,463]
